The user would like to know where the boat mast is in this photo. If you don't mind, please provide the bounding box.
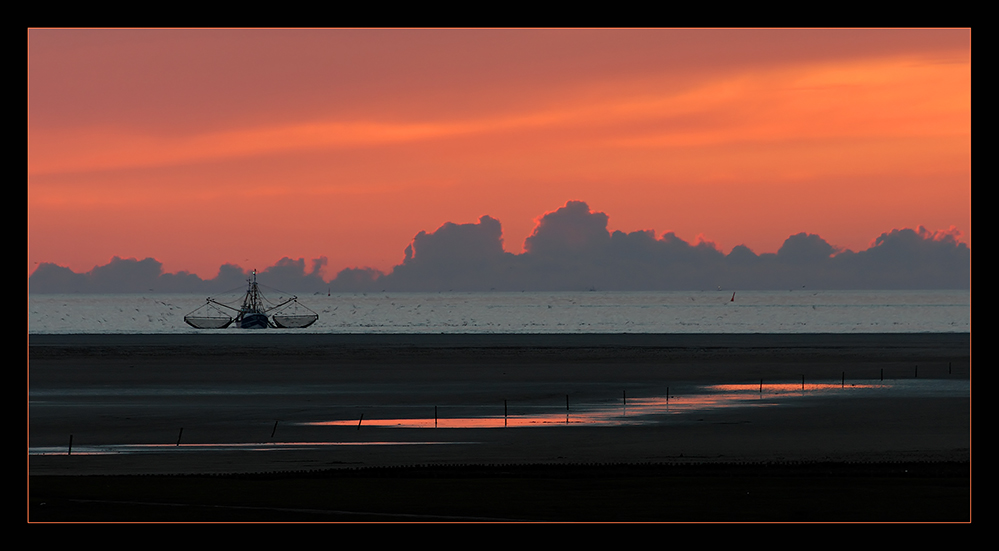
[243,269,261,314]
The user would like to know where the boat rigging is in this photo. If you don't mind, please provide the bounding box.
[184,270,319,329]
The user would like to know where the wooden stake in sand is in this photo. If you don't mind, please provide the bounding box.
[357,414,363,430]
[68,434,72,456]
[271,420,278,438]
[176,428,183,446]
[504,400,508,426]
[842,372,845,388]
[435,406,438,428]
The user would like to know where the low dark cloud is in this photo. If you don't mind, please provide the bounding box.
[29,202,970,293]
[258,257,329,295]
[29,256,331,294]
[328,266,383,292]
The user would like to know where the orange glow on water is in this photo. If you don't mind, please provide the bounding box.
[28,441,468,456]
[300,380,923,429]
[710,382,888,394]
[310,417,572,428]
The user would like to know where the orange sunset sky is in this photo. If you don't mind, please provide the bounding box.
[28,29,971,281]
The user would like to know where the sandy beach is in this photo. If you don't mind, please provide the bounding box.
[28,333,970,521]
[29,333,970,477]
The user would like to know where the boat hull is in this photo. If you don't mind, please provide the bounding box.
[237,313,269,329]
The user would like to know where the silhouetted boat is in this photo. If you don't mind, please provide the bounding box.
[184,270,318,329]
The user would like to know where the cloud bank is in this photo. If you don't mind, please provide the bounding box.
[29,201,969,293]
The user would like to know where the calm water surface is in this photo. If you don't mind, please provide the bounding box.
[28,290,969,334]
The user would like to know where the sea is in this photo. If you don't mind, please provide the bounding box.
[28,289,970,334]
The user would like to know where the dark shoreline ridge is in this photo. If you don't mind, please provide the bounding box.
[29,333,971,378]
[28,332,971,350]
[29,332,971,388]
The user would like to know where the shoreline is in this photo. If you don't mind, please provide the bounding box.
[28,331,972,349]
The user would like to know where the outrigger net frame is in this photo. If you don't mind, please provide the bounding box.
[183,301,235,329]
[268,296,319,329]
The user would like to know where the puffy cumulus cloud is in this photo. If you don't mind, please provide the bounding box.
[868,226,966,262]
[518,202,612,290]
[379,215,517,291]
[777,233,837,264]
[725,244,761,265]
[920,225,964,244]
[833,226,971,288]
[29,205,971,293]
[716,227,970,290]
[513,202,733,290]
[763,233,841,289]
[404,215,506,265]
[524,201,611,257]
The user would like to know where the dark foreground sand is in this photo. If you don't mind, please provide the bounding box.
[29,333,971,521]
[30,333,970,475]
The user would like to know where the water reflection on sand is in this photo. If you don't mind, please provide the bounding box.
[29,378,967,456]
[304,378,969,429]
[29,441,473,456]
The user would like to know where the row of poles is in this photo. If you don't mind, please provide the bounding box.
[60,362,955,454]
[62,390,654,454]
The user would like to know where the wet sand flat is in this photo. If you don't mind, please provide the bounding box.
[29,333,970,476]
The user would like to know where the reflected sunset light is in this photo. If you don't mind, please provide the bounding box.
[29,378,967,457]
[302,378,968,429]
[28,441,470,456]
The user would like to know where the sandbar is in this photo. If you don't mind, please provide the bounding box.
[29,333,969,476]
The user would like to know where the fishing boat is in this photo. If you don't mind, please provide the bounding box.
[184,270,319,329]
